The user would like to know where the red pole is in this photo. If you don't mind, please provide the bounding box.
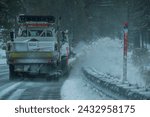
[123,22,128,83]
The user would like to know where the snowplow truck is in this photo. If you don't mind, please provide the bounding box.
[6,15,70,80]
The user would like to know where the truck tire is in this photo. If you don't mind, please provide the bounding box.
[9,64,16,80]
[61,56,69,75]
[61,56,68,70]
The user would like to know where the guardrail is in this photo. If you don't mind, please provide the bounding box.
[82,67,150,100]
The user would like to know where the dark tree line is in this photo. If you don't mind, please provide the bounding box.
[128,0,150,49]
[22,0,127,42]
[0,0,24,28]
[0,0,150,47]
[0,0,25,42]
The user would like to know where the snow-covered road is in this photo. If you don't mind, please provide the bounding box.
[0,65,64,100]
[0,64,114,100]
[0,54,65,100]
[0,37,148,100]
[0,49,6,64]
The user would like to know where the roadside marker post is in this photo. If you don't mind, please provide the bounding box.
[123,22,128,83]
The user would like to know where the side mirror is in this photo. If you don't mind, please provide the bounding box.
[10,32,14,41]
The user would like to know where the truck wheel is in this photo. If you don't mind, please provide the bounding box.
[61,56,68,70]
[9,64,16,80]
[61,56,69,75]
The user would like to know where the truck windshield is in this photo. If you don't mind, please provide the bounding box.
[20,30,53,37]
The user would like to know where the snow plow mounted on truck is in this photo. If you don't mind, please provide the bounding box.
[6,15,71,80]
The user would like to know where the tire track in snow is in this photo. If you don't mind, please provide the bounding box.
[18,80,63,100]
[0,72,9,79]
[0,82,23,99]
[0,82,15,91]
[0,66,9,80]
[7,89,26,100]
[37,87,50,100]
[0,64,7,67]
[0,76,66,100]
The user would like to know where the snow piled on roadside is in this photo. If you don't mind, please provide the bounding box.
[61,65,106,100]
[61,37,144,100]
[61,41,107,99]
[82,37,144,86]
